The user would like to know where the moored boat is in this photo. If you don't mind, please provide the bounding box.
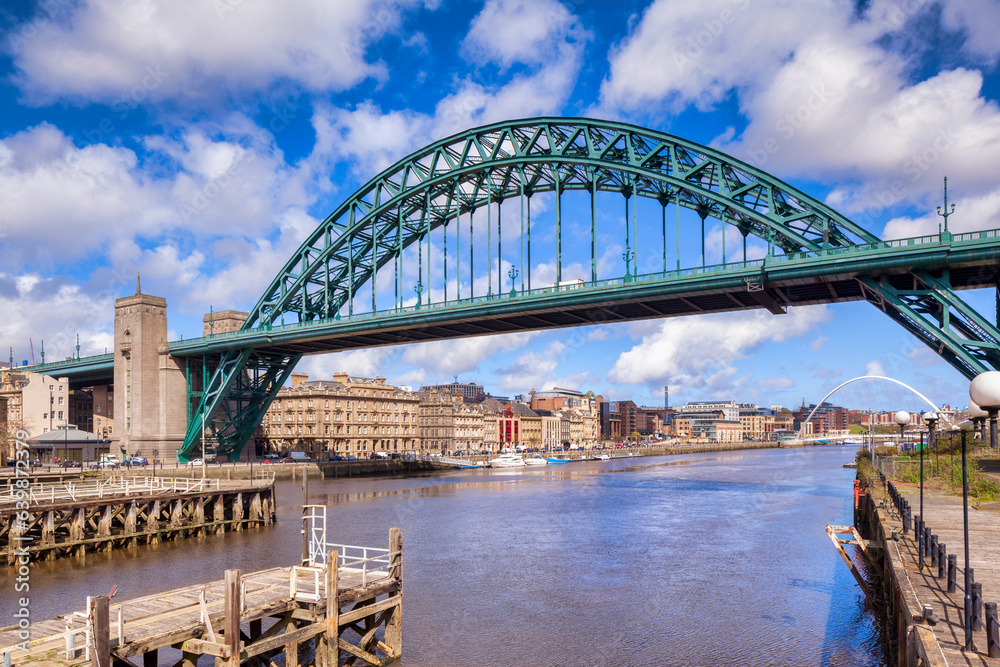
[546,456,569,464]
[490,453,526,468]
[524,454,547,466]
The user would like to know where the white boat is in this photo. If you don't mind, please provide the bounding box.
[524,454,547,466]
[489,453,526,468]
[594,453,610,461]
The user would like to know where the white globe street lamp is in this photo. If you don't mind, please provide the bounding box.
[894,410,910,448]
[970,371,1000,450]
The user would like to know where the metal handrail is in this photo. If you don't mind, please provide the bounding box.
[0,476,246,507]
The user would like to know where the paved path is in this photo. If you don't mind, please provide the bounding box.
[895,483,1000,665]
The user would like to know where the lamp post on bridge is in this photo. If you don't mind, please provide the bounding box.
[508,266,519,297]
[622,245,635,283]
[414,281,424,311]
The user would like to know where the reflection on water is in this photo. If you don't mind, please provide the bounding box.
[2,447,884,666]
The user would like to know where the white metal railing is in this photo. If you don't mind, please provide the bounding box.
[304,505,328,565]
[0,476,249,507]
[290,565,325,602]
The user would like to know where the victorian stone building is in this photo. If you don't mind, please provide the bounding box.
[260,372,420,458]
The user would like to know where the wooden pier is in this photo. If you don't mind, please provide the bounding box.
[0,527,403,667]
[1,477,276,563]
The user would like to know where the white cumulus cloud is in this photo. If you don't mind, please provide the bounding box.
[609,306,831,390]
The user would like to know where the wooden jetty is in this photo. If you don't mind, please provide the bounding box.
[1,476,276,563]
[0,525,403,667]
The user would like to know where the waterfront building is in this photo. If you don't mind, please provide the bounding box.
[793,402,849,435]
[455,403,485,452]
[600,401,622,440]
[739,405,778,440]
[540,413,561,451]
[0,370,70,439]
[680,400,740,421]
[673,409,743,442]
[68,388,94,434]
[419,380,485,402]
[261,372,420,459]
[529,387,590,411]
[417,390,466,454]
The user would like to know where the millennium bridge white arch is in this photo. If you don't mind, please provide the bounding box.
[797,375,943,439]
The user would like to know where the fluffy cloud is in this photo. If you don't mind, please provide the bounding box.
[0,119,315,282]
[0,274,118,363]
[7,0,430,104]
[494,340,565,392]
[599,0,837,112]
[462,0,588,69]
[306,0,587,181]
[299,347,397,379]
[609,306,830,390]
[401,332,539,377]
[599,0,1000,233]
[865,360,887,377]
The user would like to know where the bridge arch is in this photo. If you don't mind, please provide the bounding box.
[796,375,945,439]
[247,117,880,330]
[173,118,1000,461]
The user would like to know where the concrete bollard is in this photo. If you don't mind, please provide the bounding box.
[938,543,946,579]
[986,602,1000,658]
[948,554,957,593]
[930,534,938,567]
[973,582,984,632]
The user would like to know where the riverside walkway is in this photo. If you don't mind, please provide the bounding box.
[881,479,1000,665]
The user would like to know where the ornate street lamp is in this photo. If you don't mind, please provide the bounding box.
[622,244,635,283]
[919,412,938,569]
[970,371,1000,450]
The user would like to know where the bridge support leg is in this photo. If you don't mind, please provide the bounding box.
[859,271,1000,380]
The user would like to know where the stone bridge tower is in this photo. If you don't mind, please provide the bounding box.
[113,279,186,460]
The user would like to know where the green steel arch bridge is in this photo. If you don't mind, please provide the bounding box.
[19,118,1000,460]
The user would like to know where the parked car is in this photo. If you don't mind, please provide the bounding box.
[329,455,344,461]
[278,457,295,463]
[347,455,357,461]
[263,453,279,459]
[187,458,204,467]
[61,460,82,468]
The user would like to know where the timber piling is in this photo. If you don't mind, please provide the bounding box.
[1,477,276,563]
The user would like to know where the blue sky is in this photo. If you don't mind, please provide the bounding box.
[1,0,999,411]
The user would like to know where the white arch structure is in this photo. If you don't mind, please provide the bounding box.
[797,375,944,439]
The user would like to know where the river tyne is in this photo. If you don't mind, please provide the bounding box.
[4,446,884,666]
